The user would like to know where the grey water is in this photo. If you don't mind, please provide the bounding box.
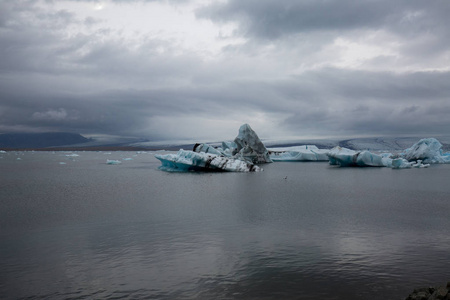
[1,151,449,300]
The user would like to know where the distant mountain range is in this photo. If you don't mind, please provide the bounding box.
[0,132,91,149]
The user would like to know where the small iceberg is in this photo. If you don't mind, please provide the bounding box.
[106,159,121,165]
[327,147,389,167]
[156,149,261,172]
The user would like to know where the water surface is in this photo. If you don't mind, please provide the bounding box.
[1,151,449,299]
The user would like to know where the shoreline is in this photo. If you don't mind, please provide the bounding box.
[405,282,450,300]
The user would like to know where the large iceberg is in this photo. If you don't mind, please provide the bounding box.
[233,124,272,164]
[155,149,261,172]
[326,138,448,168]
[193,123,272,164]
[402,138,450,164]
[268,145,329,162]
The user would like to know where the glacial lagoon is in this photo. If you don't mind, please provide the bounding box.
[1,151,450,299]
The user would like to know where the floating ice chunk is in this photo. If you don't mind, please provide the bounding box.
[65,153,79,157]
[156,149,261,172]
[402,138,450,164]
[391,158,412,169]
[0,150,6,153]
[59,162,67,165]
[106,159,121,165]
[268,145,329,161]
[122,158,133,161]
[327,147,388,167]
[234,124,272,164]
[411,160,430,168]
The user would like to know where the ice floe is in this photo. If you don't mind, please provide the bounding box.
[106,159,121,165]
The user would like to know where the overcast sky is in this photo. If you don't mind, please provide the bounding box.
[1,0,450,143]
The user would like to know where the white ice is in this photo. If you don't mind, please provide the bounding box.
[268,145,329,162]
[106,159,121,165]
[156,149,261,172]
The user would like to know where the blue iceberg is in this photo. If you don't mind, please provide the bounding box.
[327,147,390,167]
[327,137,448,168]
[156,149,262,172]
[402,138,450,164]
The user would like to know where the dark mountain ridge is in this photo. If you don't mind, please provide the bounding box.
[0,132,91,149]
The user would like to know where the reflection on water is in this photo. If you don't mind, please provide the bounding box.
[1,152,450,299]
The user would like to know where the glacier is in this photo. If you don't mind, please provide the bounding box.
[155,149,261,172]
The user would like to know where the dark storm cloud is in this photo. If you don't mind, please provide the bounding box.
[197,0,450,41]
[280,69,450,137]
[1,0,450,141]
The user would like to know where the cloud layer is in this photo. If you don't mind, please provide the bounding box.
[1,0,449,142]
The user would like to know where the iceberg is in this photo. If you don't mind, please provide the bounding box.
[193,124,272,164]
[327,147,389,167]
[268,145,329,162]
[233,124,272,164]
[155,149,261,172]
[107,159,121,165]
[327,141,440,169]
[402,138,450,164]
